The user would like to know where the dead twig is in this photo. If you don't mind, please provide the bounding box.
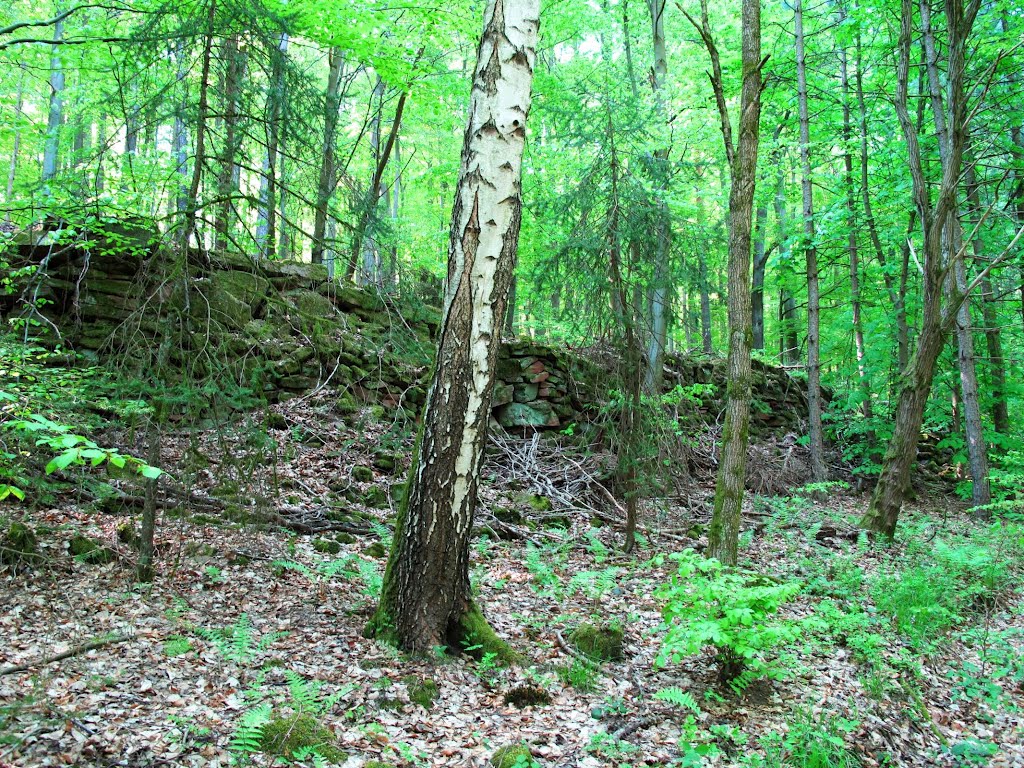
[1,633,131,676]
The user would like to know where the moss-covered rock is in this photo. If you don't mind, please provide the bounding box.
[335,532,356,545]
[1,522,42,569]
[69,535,116,565]
[352,465,374,482]
[404,676,439,709]
[491,743,536,768]
[312,538,341,555]
[372,452,399,474]
[569,623,624,662]
[258,712,345,763]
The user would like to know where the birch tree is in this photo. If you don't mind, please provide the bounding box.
[367,0,540,654]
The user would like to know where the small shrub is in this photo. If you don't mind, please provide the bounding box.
[556,659,599,691]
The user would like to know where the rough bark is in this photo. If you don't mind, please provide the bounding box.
[368,0,539,654]
[793,0,826,481]
[214,35,243,252]
[861,0,976,536]
[684,0,762,565]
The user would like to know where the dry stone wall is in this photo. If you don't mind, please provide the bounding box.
[3,224,813,434]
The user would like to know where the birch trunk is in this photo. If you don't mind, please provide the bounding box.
[368,0,539,654]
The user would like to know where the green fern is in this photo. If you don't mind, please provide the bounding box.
[198,614,286,664]
[228,702,272,760]
[370,521,394,549]
[653,686,700,713]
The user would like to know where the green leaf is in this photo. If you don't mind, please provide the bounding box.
[139,464,163,480]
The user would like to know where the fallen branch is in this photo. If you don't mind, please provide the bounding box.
[1,633,131,676]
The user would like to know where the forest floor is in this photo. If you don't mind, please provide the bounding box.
[1,390,1023,768]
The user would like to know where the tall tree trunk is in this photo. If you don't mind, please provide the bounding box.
[177,0,216,252]
[964,161,1009,434]
[368,0,539,654]
[5,65,25,220]
[794,0,826,481]
[172,39,189,218]
[257,32,289,259]
[313,47,346,267]
[855,28,909,373]
[837,6,872,420]
[644,0,671,394]
[42,16,65,188]
[861,0,975,536]
[683,0,763,565]
[752,196,768,351]
[348,84,408,283]
[214,35,243,252]
[918,0,988,508]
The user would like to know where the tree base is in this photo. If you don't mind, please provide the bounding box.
[364,601,520,665]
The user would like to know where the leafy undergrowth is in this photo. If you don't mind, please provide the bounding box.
[1,391,1023,767]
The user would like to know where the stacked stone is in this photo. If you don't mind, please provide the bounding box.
[490,340,578,429]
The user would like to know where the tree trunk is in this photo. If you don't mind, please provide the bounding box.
[837,6,872,420]
[5,65,24,220]
[861,0,975,536]
[793,0,826,481]
[257,32,289,259]
[214,35,243,252]
[172,39,189,218]
[855,28,909,374]
[683,0,762,565]
[368,0,539,654]
[42,17,65,188]
[313,47,346,266]
[964,161,1009,434]
[751,197,768,351]
[644,0,671,394]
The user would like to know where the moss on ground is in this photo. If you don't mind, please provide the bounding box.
[258,712,345,763]
[569,622,624,662]
[1,522,42,569]
[313,538,341,555]
[491,743,537,768]
[459,604,521,665]
[69,535,116,565]
[503,684,552,708]
[404,676,439,709]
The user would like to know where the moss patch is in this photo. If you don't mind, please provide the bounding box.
[491,743,537,768]
[363,542,387,559]
[503,684,552,708]
[259,712,345,763]
[352,465,374,482]
[569,622,624,662]
[69,535,116,565]
[312,538,341,555]
[1,522,42,569]
[459,604,521,665]
[404,676,439,709]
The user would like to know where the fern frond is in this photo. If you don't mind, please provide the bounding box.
[653,686,700,713]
